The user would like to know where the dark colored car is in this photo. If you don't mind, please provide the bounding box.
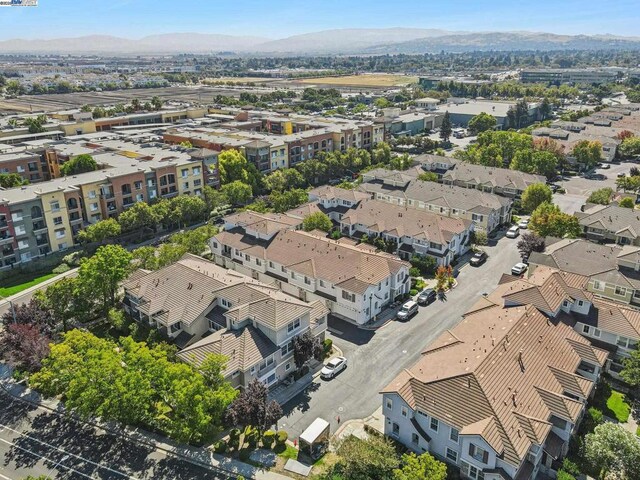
[470,251,488,267]
[417,288,437,306]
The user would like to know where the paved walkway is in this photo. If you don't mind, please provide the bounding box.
[0,364,290,480]
[333,406,384,443]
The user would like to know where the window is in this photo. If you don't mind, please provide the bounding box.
[194,179,202,187]
[192,167,201,176]
[461,461,484,480]
[446,448,458,463]
[430,417,439,432]
[136,194,144,202]
[285,363,291,371]
[304,276,311,285]
[90,202,99,212]
[386,398,393,410]
[181,168,189,178]
[53,216,63,226]
[450,427,459,443]
[578,300,584,307]
[392,422,399,436]
[55,228,66,239]
[14,225,25,235]
[617,336,638,349]
[170,322,182,334]
[287,318,301,333]
[256,258,262,266]
[342,290,356,302]
[245,254,250,261]
[134,181,143,190]
[593,280,604,291]
[220,298,232,309]
[550,415,568,430]
[50,201,60,212]
[182,182,189,190]
[401,406,408,418]
[411,433,419,445]
[615,286,628,296]
[472,213,484,222]
[469,444,489,464]
[582,325,601,338]
[281,341,294,357]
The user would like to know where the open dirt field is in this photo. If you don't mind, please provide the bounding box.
[295,73,418,88]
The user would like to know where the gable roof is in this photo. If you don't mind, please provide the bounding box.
[577,204,640,239]
[382,304,606,466]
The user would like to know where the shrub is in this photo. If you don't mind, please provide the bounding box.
[409,288,418,296]
[239,448,251,461]
[62,251,85,267]
[409,267,420,278]
[245,426,260,448]
[214,440,227,453]
[473,230,488,246]
[276,430,288,445]
[561,459,581,477]
[262,430,276,448]
[323,338,333,356]
[228,428,241,450]
[52,263,71,274]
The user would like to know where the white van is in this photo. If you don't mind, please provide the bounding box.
[397,300,418,321]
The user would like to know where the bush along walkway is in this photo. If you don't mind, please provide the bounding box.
[0,365,290,480]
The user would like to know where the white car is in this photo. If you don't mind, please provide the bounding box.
[506,225,520,238]
[511,262,528,276]
[518,219,529,229]
[320,356,347,379]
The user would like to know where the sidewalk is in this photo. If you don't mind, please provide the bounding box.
[333,406,384,442]
[0,365,290,480]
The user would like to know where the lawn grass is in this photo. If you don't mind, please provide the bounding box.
[607,390,631,423]
[275,443,299,461]
[0,273,57,297]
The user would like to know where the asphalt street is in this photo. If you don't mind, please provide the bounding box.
[278,233,522,439]
[0,392,229,480]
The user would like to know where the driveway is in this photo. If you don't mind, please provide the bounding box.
[278,234,521,439]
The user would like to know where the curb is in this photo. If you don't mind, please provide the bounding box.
[0,377,270,479]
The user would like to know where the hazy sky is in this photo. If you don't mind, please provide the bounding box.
[0,0,637,40]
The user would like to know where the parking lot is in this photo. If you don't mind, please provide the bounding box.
[553,161,636,214]
[278,233,522,439]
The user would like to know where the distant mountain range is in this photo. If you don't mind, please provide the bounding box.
[1,28,640,55]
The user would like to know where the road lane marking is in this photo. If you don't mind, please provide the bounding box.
[0,437,93,479]
[0,421,139,479]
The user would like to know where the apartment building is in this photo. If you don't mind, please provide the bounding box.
[0,146,205,269]
[576,204,640,246]
[382,300,607,480]
[338,198,472,266]
[358,173,512,233]
[532,127,620,163]
[419,155,547,197]
[210,222,411,325]
[0,150,49,183]
[529,239,640,310]
[122,254,328,390]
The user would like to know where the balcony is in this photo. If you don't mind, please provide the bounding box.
[101,192,115,200]
[36,237,49,247]
[0,235,13,246]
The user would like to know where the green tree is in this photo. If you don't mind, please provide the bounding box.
[24,117,46,134]
[619,137,640,159]
[467,112,497,135]
[521,183,553,214]
[132,245,158,270]
[331,435,399,480]
[510,150,558,178]
[200,353,229,390]
[619,197,635,209]
[155,243,188,269]
[169,225,218,255]
[60,154,98,176]
[389,153,412,171]
[439,111,452,144]
[539,97,552,120]
[35,277,89,332]
[169,195,208,227]
[572,140,602,169]
[151,96,163,110]
[221,180,253,206]
[621,345,640,387]
[30,330,236,444]
[77,218,121,244]
[269,188,308,213]
[587,188,613,205]
[393,452,447,480]
[218,149,261,192]
[584,422,640,480]
[373,142,392,165]
[203,185,229,214]
[0,173,28,188]
[117,202,159,232]
[529,202,581,238]
[302,212,333,232]
[263,168,305,192]
[77,245,132,316]
[417,172,439,182]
